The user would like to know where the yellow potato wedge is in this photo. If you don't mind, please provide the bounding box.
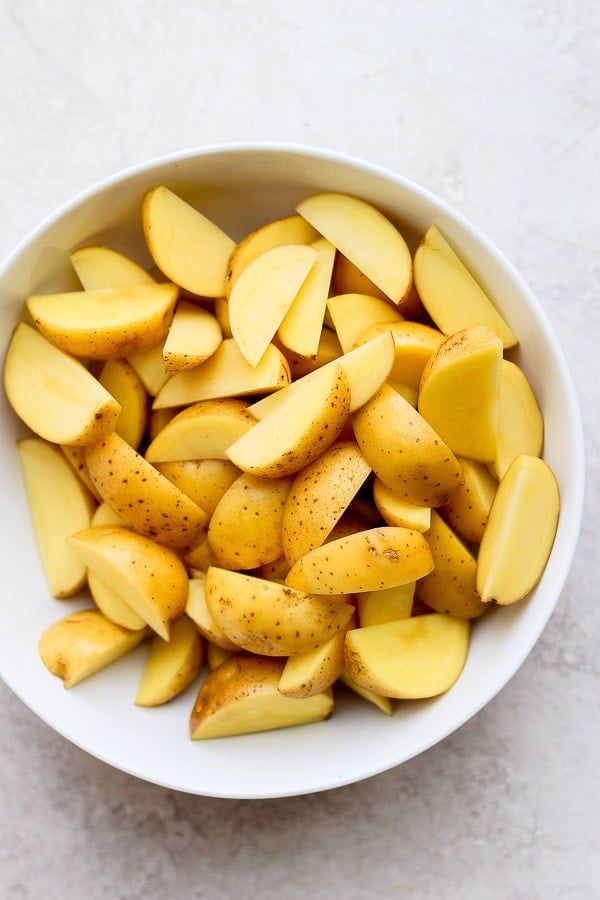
[344,614,470,699]
[372,478,431,532]
[277,238,336,358]
[186,575,239,651]
[127,343,170,397]
[17,437,95,598]
[143,185,235,297]
[71,246,156,290]
[338,671,394,715]
[85,430,207,550]
[491,359,544,480]
[154,458,240,516]
[413,224,517,348]
[67,525,189,640]
[327,292,403,353]
[88,568,147,631]
[442,458,498,544]
[189,654,334,739]
[60,444,102,500]
[205,642,237,671]
[97,357,148,450]
[25,282,178,359]
[356,320,445,391]
[278,631,346,699]
[162,300,222,373]
[284,327,343,379]
[355,583,415,627]
[476,454,560,605]
[38,608,146,688]
[4,323,121,446]
[145,398,255,462]
[285,526,434,595]
[205,567,354,656]
[135,614,203,707]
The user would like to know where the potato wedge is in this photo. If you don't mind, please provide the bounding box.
[355,583,415,627]
[476,454,560,605]
[344,614,470,699]
[97,357,148,450]
[87,568,147,631]
[442,458,498,544]
[491,359,544,480]
[127,343,170,397]
[60,444,102,500]
[4,323,121,446]
[355,320,445,391]
[284,327,342,379]
[285,526,434,595]
[205,567,354,656]
[145,398,255,462]
[85,430,207,550]
[372,478,431,533]
[338,671,394,715]
[327,293,402,353]
[38,608,146,688]
[278,631,346,699]
[154,458,239,516]
[71,246,156,290]
[135,614,203,707]
[26,282,178,359]
[190,654,334,739]
[67,525,189,640]
[277,238,336,357]
[162,300,222,373]
[186,575,239,651]
[17,437,95,598]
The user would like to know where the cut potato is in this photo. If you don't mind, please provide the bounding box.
[372,478,431,533]
[87,568,147,631]
[143,185,235,297]
[205,567,354,656]
[277,238,336,357]
[60,444,102,500]
[71,246,156,290]
[284,327,342,379]
[278,631,346,699]
[281,440,372,565]
[4,323,121,446]
[26,283,178,359]
[85,431,207,551]
[67,525,189,640]
[327,292,402,354]
[476,454,560,605]
[145,398,255,462]
[162,300,222,373]
[135,614,203,707]
[442,458,498,544]
[344,614,470,699]
[97,357,148,449]
[17,437,95,598]
[38,608,146,688]
[338,671,394,715]
[190,654,334,739]
[413,224,517,347]
[127,343,170,397]
[285,526,434,595]
[491,359,544,480]
[228,243,318,366]
[352,383,463,506]
[355,583,415,627]
[205,642,237,671]
[153,338,291,408]
[296,192,413,306]
[355,320,445,391]
[418,325,503,463]
[226,362,351,477]
[186,576,239,651]
[154,458,240,516]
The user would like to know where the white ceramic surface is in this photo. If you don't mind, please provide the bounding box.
[0,143,584,799]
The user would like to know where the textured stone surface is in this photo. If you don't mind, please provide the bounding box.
[1,2,598,897]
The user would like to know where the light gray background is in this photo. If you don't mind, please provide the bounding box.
[1,2,598,898]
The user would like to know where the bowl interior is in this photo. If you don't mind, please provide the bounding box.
[0,144,584,798]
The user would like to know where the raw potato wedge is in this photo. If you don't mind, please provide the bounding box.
[285,327,342,379]
[226,362,351,477]
[26,282,178,359]
[145,399,255,462]
[38,608,146,688]
[414,510,489,619]
[60,444,102,500]
[162,300,222,373]
[205,567,354,656]
[476,454,560,605]
[71,246,156,290]
[4,323,121,446]
[355,583,415,627]
[296,192,413,306]
[372,478,431,533]
[492,359,544,480]
[413,224,517,348]
[128,344,170,397]
[285,526,434,595]
[281,440,372,565]
[278,631,346,699]
[352,383,464,506]
[85,430,207,550]
[356,320,445,391]
[332,253,425,319]
[344,614,470,699]
[277,238,336,357]
[17,438,95,598]
[339,671,394,715]
[418,325,503,463]
[225,214,320,297]
[189,654,334,740]
[97,357,148,450]
[153,338,291,408]
[135,614,203,707]
[186,575,239,651]
[155,458,239,517]
[143,185,236,297]
[208,472,291,570]
[327,292,402,353]
[87,568,147,631]
[442,458,498,544]
[67,525,189,640]
[228,243,318,366]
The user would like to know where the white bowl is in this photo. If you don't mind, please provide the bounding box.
[0,143,584,799]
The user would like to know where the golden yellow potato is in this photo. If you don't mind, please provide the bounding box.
[60,444,102,500]
[285,526,434,595]
[145,398,255,462]
[127,343,170,397]
[4,323,121,446]
[344,614,470,699]
[326,292,402,353]
[277,238,336,358]
[185,576,239,650]
[278,631,346,699]
[418,325,503,463]
[355,320,445,391]
[26,282,178,359]
[338,671,394,715]
[38,608,146,688]
[207,472,292,570]
[85,430,207,551]
[491,359,544,479]
[330,251,389,301]
[154,458,240,517]
[477,454,560,605]
[284,326,342,379]
[135,614,203,707]
[442,458,498,544]
[205,566,354,656]
[355,583,415,627]
[352,383,463,506]
[205,642,237,671]
[190,654,334,739]
[70,246,156,290]
[91,501,124,527]
[87,568,147,631]
[17,437,96,598]
[372,477,431,532]
[67,525,189,640]
[281,440,371,565]
[97,357,148,450]
[162,300,222,373]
